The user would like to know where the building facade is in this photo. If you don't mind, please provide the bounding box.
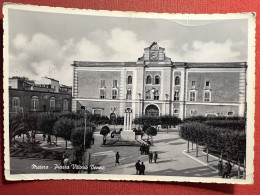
[9,77,72,116]
[72,42,247,119]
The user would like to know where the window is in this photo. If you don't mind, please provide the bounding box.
[154,90,159,100]
[174,90,179,101]
[112,89,118,99]
[228,111,234,116]
[126,89,132,100]
[155,75,160,85]
[189,91,196,101]
[173,109,179,114]
[206,81,210,87]
[146,90,151,100]
[93,109,102,116]
[113,79,118,88]
[192,81,196,88]
[204,91,211,102]
[100,80,105,88]
[146,75,152,84]
[175,76,180,85]
[63,99,68,111]
[50,97,56,110]
[127,75,132,84]
[31,96,39,111]
[100,89,105,99]
[12,97,20,108]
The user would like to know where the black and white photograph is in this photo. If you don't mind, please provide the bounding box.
[3,4,255,184]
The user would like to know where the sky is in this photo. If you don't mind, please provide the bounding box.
[7,9,248,86]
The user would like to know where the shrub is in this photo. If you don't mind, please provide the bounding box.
[100,126,110,136]
[204,120,245,131]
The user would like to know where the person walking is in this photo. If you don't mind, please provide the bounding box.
[149,152,153,163]
[222,162,229,178]
[115,152,120,165]
[153,151,158,163]
[140,144,144,155]
[135,160,141,175]
[227,161,234,178]
[140,162,145,175]
[218,160,223,176]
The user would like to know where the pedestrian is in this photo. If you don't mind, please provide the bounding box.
[147,144,150,155]
[149,152,153,163]
[91,136,95,145]
[140,162,145,175]
[115,152,120,165]
[218,160,223,176]
[222,162,229,178]
[140,144,144,155]
[153,151,158,163]
[227,161,234,178]
[135,160,140,175]
[144,145,148,155]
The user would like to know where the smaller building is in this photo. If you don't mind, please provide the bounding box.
[9,76,72,116]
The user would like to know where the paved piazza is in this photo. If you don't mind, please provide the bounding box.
[88,128,218,177]
[10,127,219,177]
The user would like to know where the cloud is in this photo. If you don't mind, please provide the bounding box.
[106,28,148,61]
[9,28,149,85]
[166,39,246,62]
[9,30,246,86]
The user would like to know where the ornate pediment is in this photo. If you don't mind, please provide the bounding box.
[137,42,172,65]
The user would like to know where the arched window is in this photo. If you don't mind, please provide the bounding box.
[155,75,160,85]
[146,75,152,84]
[127,75,132,84]
[175,76,180,85]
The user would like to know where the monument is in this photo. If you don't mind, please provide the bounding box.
[121,108,136,140]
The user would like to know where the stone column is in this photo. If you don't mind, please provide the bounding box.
[123,111,127,130]
[129,111,132,130]
[126,111,129,130]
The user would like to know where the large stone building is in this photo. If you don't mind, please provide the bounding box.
[9,76,72,116]
[72,42,247,119]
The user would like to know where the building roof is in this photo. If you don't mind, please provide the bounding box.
[72,61,247,68]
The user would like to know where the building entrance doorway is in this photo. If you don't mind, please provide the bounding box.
[145,104,159,117]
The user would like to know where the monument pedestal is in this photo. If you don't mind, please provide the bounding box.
[121,130,136,141]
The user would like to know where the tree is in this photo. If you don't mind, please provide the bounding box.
[23,113,38,143]
[160,115,182,133]
[225,131,246,178]
[71,126,93,149]
[37,113,59,145]
[145,126,157,145]
[53,117,75,150]
[9,116,25,144]
[71,126,93,165]
[100,125,110,144]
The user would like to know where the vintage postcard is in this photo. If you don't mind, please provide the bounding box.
[3,4,255,184]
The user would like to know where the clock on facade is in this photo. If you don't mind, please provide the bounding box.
[150,52,158,60]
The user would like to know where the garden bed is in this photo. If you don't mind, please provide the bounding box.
[10,141,63,160]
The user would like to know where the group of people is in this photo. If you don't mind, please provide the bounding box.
[135,160,146,175]
[148,151,158,164]
[140,143,150,155]
[218,160,234,178]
